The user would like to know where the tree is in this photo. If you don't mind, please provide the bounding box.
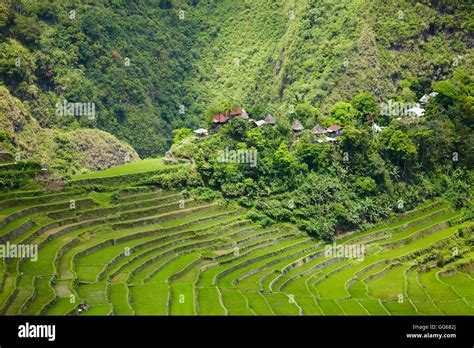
[328,102,356,126]
[355,177,377,195]
[462,96,474,127]
[399,77,432,99]
[222,118,248,140]
[113,105,127,123]
[399,86,417,102]
[273,143,301,179]
[433,81,458,107]
[294,103,322,128]
[0,39,36,87]
[340,126,374,174]
[172,128,193,144]
[11,15,41,45]
[0,3,10,29]
[295,138,318,168]
[386,130,417,172]
[351,92,380,124]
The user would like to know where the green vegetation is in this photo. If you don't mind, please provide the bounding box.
[0,0,472,316]
[164,66,474,240]
[0,179,471,315]
[0,0,472,159]
[71,158,171,180]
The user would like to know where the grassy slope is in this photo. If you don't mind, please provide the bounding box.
[71,158,170,180]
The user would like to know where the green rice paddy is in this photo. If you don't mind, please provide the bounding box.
[0,169,472,316]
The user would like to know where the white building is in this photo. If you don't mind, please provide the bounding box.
[193,128,208,137]
[372,123,385,132]
[406,105,425,117]
[254,120,267,127]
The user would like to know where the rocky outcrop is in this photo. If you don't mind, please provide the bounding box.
[66,129,139,171]
[0,86,139,173]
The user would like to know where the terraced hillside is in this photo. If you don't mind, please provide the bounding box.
[0,168,472,316]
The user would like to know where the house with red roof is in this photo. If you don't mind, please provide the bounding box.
[213,112,228,124]
[326,124,343,137]
[229,108,248,119]
[212,107,249,126]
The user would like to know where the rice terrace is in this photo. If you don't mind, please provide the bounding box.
[0,159,472,316]
[0,0,473,325]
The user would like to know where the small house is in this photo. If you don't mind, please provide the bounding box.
[406,106,425,117]
[292,119,304,135]
[264,114,276,126]
[372,123,385,133]
[254,120,267,127]
[418,92,438,106]
[419,95,430,105]
[193,128,208,137]
[326,124,343,137]
[213,112,228,124]
[213,107,248,126]
[229,108,249,119]
[311,124,327,136]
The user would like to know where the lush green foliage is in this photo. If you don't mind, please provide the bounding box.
[0,0,471,240]
[0,0,472,157]
[0,0,472,318]
[166,70,473,239]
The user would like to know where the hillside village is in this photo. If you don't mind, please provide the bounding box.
[191,91,439,145]
[0,89,459,179]
[0,0,472,325]
[193,107,346,143]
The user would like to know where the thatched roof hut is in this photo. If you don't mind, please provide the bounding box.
[264,114,276,125]
[311,124,327,135]
[292,119,304,133]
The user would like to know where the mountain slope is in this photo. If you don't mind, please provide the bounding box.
[0,0,472,159]
[188,0,473,116]
[0,86,139,174]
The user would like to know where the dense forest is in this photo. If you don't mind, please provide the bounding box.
[1,0,473,158]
